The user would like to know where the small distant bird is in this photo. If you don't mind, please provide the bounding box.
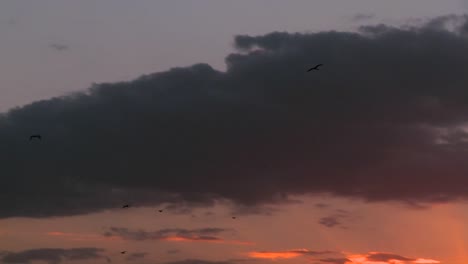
[121,251,126,254]
[29,134,41,141]
[232,216,236,219]
[122,205,130,208]
[307,64,323,72]
[158,209,163,213]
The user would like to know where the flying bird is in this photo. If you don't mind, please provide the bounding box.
[158,209,163,213]
[29,134,41,141]
[232,216,236,219]
[307,64,323,71]
[122,205,130,208]
[121,251,126,254]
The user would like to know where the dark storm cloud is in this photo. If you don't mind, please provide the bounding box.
[2,15,468,218]
[0,248,108,264]
[103,227,231,241]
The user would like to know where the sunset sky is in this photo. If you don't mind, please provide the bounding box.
[1,1,468,264]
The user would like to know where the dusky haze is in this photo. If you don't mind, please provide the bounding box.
[2,1,468,264]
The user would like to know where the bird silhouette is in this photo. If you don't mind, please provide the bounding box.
[307,64,323,71]
[232,216,236,219]
[29,134,42,141]
[122,205,130,208]
[121,251,126,254]
[158,209,163,213]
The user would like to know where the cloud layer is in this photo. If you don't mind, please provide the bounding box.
[1,14,468,218]
[0,248,109,264]
[102,227,249,245]
[103,227,227,240]
[245,249,440,264]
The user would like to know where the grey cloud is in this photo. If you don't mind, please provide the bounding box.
[230,204,280,216]
[49,43,69,51]
[351,13,375,22]
[1,248,108,264]
[103,227,231,241]
[162,201,214,215]
[319,216,341,228]
[163,204,193,215]
[2,15,468,218]
[319,209,350,228]
[366,252,414,262]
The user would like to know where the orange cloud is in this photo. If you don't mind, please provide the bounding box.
[247,249,331,260]
[246,249,439,264]
[412,259,440,264]
[345,252,440,264]
[46,231,122,242]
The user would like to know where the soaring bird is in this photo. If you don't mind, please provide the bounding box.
[307,64,323,71]
[122,205,130,208]
[29,134,42,141]
[232,216,236,219]
[158,209,163,213]
[121,251,126,254]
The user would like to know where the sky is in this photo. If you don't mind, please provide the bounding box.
[1,1,468,264]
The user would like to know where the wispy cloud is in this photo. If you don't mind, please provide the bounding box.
[167,249,181,255]
[318,209,351,228]
[125,252,148,262]
[103,227,253,245]
[47,231,122,242]
[351,13,375,22]
[315,203,330,209]
[49,43,69,51]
